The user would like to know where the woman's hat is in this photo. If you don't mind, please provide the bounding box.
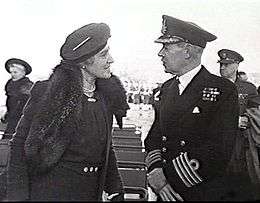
[60,23,111,63]
[5,58,32,75]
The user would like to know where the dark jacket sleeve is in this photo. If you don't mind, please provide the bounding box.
[144,86,164,172]
[6,82,43,200]
[104,144,124,195]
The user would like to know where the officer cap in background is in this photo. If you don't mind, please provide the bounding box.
[218,49,244,64]
[5,58,32,75]
[60,23,111,63]
[155,15,217,48]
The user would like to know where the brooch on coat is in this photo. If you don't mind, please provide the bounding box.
[87,97,97,102]
[202,87,220,102]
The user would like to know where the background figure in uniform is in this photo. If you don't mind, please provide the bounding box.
[144,15,253,201]
[237,71,248,82]
[243,95,260,200]
[1,58,33,139]
[7,23,126,201]
[218,49,258,199]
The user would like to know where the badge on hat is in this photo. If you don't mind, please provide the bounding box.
[161,18,167,34]
[155,15,217,48]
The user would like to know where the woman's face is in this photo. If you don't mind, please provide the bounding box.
[9,64,26,81]
[84,44,114,79]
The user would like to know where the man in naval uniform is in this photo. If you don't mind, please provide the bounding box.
[144,15,253,201]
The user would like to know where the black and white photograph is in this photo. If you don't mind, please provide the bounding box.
[0,0,259,201]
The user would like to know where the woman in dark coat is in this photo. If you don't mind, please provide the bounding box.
[1,58,33,139]
[7,23,128,201]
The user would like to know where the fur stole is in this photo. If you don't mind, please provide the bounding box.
[96,74,130,128]
[24,63,129,174]
[24,63,83,174]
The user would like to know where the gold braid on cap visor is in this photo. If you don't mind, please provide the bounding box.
[155,35,189,44]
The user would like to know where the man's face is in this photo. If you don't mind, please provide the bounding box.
[9,64,26,81]
[219,62,239,79]
[85,44,114,79]
[158,43,187,76]
[239,74,248,81]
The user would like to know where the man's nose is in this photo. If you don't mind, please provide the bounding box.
[158,49,164,57]
[108,54,114,63]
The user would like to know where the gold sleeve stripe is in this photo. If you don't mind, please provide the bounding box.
[172,158,192,187]
[149,151,162,159]
[179,153,200,184]
[147,149,161,157]
[176,156,195,186]
[183,152,203,182]
[147,154,162,163]
[147,157,162,168]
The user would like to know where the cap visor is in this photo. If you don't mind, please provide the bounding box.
[218,59,234,64]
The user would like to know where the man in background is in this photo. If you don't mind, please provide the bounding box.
[237,71,248,82]
[218,49,258,199]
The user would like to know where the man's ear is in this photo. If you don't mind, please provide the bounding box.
[183,44,191,59]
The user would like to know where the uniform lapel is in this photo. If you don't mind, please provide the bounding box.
[176,66,210,122]
[161,66,209,122]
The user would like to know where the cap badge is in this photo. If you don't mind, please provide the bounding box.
[73,36,91,51]
[222,53,227,59]
[161,18,167,34]
[202,87,220,102]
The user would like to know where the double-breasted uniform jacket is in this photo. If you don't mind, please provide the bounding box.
[7,63,127,201]
[235,79,257,115]
[144,66,243,200]
[3,77,33,136]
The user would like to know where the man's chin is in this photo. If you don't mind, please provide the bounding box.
[103,73,111,79]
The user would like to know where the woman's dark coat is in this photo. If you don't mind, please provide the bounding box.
[6,63,129,200]
[3,77,33,137]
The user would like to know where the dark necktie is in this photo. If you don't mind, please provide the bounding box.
[172,76,180,96]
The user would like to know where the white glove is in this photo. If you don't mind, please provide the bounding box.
[239,116,249,129]
[147,168,184,201]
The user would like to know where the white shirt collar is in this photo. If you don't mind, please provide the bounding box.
[178,66,201,95]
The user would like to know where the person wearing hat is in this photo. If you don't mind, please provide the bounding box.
[237,71,248,82]
[1,58,33,139]
[243,94,260,200]
[6,23,128,201]
[218,49,258,200]
[144,15,253,201]
[218,49,257,115]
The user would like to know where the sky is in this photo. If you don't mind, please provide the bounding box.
[0,0,260,105]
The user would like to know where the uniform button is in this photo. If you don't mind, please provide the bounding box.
[83,167,88,173]
[162,136,167,141]
[180,140,186,146]
[162,159,166,163]
[162,147,167,152]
